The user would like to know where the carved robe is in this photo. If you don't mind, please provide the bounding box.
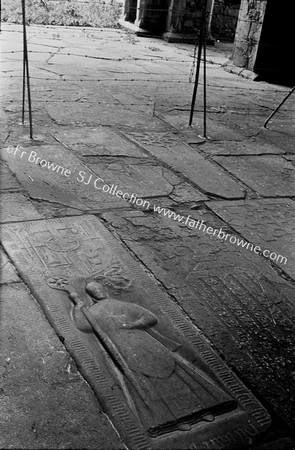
[74,298,235,435]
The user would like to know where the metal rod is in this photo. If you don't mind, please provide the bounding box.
[22,46,26,123]
[203,22,207,138]
[189,0,207,127]
[263,85,295,129]
[22,0,33,138]
[25,46,33,138]
[22,2,26,123]
[189,26,203,126]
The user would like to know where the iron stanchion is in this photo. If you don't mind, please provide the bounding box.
[22,37,26,124]
[189,9,205,126]
[203,20,207,138]
[22,0,33,138]
[189,0,208,136]
[263,85,295,129]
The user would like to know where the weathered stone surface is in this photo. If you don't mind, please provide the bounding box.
[30,199,83,219]
[47,103,168,130]
[206,198,295,279]
[88,158,174,198]
[52,127,148,158]
[0,161,21,191]
[123,131,246,199]
[259,127,295,155]
[0,283,123,449]
[0,107,9,145]
[170,182,208,203]
[0,192,42,223]
[1,215,271,449]
[103,207,232,241]
[232,113,295,146]
[191,139,285,156]
[284,155,295,164]
[6,129,57,147]
[102,209,295,427]
[1,144,127,211]
[1,142,206,213]
[211,155,295,197]
[157,112,245,141]
[0,249,20,284]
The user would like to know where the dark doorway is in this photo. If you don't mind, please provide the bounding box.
[254,0,295,84]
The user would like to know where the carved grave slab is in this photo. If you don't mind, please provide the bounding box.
[1,215,271,449]
[211,155,295,197]
[123,131,245,199]
[206,198,295,280]
[102,209,295,426]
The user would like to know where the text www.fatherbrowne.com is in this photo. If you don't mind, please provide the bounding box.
[5,146,287,266]
[153,204,288,266]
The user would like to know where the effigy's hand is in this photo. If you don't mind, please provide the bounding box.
[121,314,157,330]
[73,303,92,333]
[121,321,136,329]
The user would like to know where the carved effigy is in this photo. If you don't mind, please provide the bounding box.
[1,216,271,449]
[48,276,237,437]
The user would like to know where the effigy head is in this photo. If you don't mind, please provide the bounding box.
[86,281,107,301]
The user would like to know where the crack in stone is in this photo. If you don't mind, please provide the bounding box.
[38,67,62,77]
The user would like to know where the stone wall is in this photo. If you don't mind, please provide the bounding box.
[232,0,267,71]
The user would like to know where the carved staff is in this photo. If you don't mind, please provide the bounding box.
[47,277,150,408]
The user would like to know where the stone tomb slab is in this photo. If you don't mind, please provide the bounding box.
[212,155,295,197]
[206,198,295,280]
[102,209,295,427]
[123,131,246,199]
[191,140,286,156]
[0,107,9,145]
[157,112,245,141]
[1,144,127,211]
[0,249,19,284]
[46,103,168,131]
[52,127,148,158]
[1,216,270,450]
[88,158,207,201]
[0,161,21,191]
[88,158,174,198]
[259,128,295,155]
[0,192,42,223]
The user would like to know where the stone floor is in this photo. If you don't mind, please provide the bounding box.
[0,24,295,449]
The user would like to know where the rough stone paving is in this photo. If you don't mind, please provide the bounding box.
[1,24,295,450]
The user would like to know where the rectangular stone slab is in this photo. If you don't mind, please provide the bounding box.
[0,192,42,223]
[123,131,246,199]
[192,140,285,156]
[1,216,271,449]
[1,144,127,211]
[0,161,21,191]
[206,198,295,280]
[46,103,168,130]
[211,155,295,197]
[52,127,149,158]
[102,209,295,428]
